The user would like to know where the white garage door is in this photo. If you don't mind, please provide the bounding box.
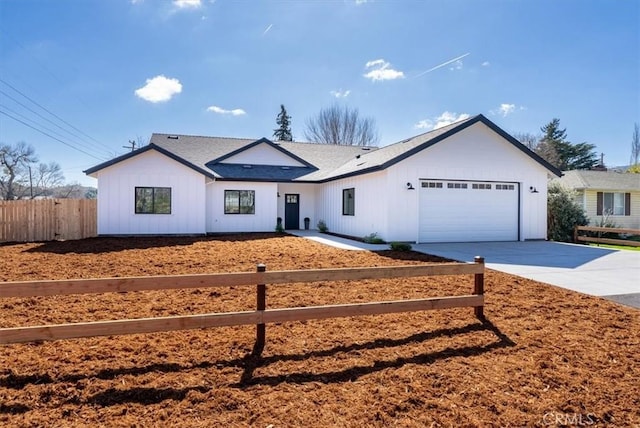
[418,180,519,243]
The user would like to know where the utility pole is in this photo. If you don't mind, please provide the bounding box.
[29,166,33,198]
[123,140,136,152]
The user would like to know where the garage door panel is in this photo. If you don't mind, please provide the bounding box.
[418,181,518,243]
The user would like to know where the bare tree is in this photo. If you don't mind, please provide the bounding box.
[513,131,562,167]
[51,183,84,199]
[534,140,562,168]
[0,142,65,199]
[30,161,64,198]
[513,132,541,151]
[0,142,37,200]
[631,123,639,166]
[304,104,379,146]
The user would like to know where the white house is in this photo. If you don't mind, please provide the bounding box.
[84,115,561,243]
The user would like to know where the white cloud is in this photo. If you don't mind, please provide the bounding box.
[330,89,351,98]
[499,103,515,116]
[355,0,369,4]
[414,120,432,130]
[134,75,182,103]
[490,103,519,117]
[481,61,490,67]
[173,0,201,8]
[130,0,143,4]
[414,111,470,130]
[365,59,385,68]
[363,59,404,81]
[207,105,246,116]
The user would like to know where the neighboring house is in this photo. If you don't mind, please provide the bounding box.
[551,170,640,229]
[84,114,561,243]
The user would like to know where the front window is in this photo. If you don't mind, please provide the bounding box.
[225,190,255,214]
[135,187,171,214]
[603,192,625,216]
[342,188,355,216]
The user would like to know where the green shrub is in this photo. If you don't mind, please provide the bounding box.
[275,222,285,233]
[317,219,328,233]
[547,182,588,242]
[363,232,385,244]
[390,242,412,251]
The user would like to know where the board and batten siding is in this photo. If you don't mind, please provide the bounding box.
[221,143,306,167]
[584,190,640,229]
[206,181,278,233]
[276,183,317,229]
[315,171,389,240]
[385,122,551,241]
[95,150,206,235]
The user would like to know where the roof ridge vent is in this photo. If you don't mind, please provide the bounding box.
[167,135,179,139]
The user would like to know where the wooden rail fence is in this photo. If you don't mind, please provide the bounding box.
[0,199,97,243]
[0,257,485,353]
[574,226,640,247]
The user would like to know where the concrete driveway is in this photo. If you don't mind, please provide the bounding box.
[413,241,640,308]
[291,232,640,309]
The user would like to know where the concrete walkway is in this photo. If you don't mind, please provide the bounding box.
[290,231,640,309]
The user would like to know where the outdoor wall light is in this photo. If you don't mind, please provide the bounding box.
[406,182,415,190]
[529,186,539,193]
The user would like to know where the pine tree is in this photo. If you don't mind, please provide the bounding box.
[273,105,292,141]
[540,118,598,170]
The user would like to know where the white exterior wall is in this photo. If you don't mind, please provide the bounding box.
[584,190,640,229]
[385,122,551,241]
[276,183,317,229]
[315,171,389,240]
[222,143,305,166]
[95,150,206,235]
[206,181,278,232]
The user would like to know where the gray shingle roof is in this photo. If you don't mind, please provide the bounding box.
[85,114,562,181]
[552,170,640,191]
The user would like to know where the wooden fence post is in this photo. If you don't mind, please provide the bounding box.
[473,256,485,320]
[254,263,267,355]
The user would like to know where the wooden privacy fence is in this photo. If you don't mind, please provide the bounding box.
[574,226,640,247]
[0,199,97,243]
[0,257,485,353]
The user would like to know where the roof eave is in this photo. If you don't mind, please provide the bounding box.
[83,144,217,179]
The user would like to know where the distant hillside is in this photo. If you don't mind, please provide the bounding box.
[49,184,97,199]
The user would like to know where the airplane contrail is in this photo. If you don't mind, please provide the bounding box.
[262,24,273,36]
[415,53,470,78]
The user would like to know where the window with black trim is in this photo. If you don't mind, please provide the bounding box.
[447,182,468,189]
[495,184,515,190]
[135,187,171,214]
[225,190,255,214]
[472,183,492,190]
[342,188,355,216]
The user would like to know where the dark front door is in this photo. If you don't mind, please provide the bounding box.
[284,194,300,230]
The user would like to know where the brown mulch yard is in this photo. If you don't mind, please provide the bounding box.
[0,233,638,427]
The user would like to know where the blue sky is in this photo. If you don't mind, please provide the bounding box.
[1,0,638,186]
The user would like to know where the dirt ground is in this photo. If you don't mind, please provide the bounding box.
[0,234,638,427]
